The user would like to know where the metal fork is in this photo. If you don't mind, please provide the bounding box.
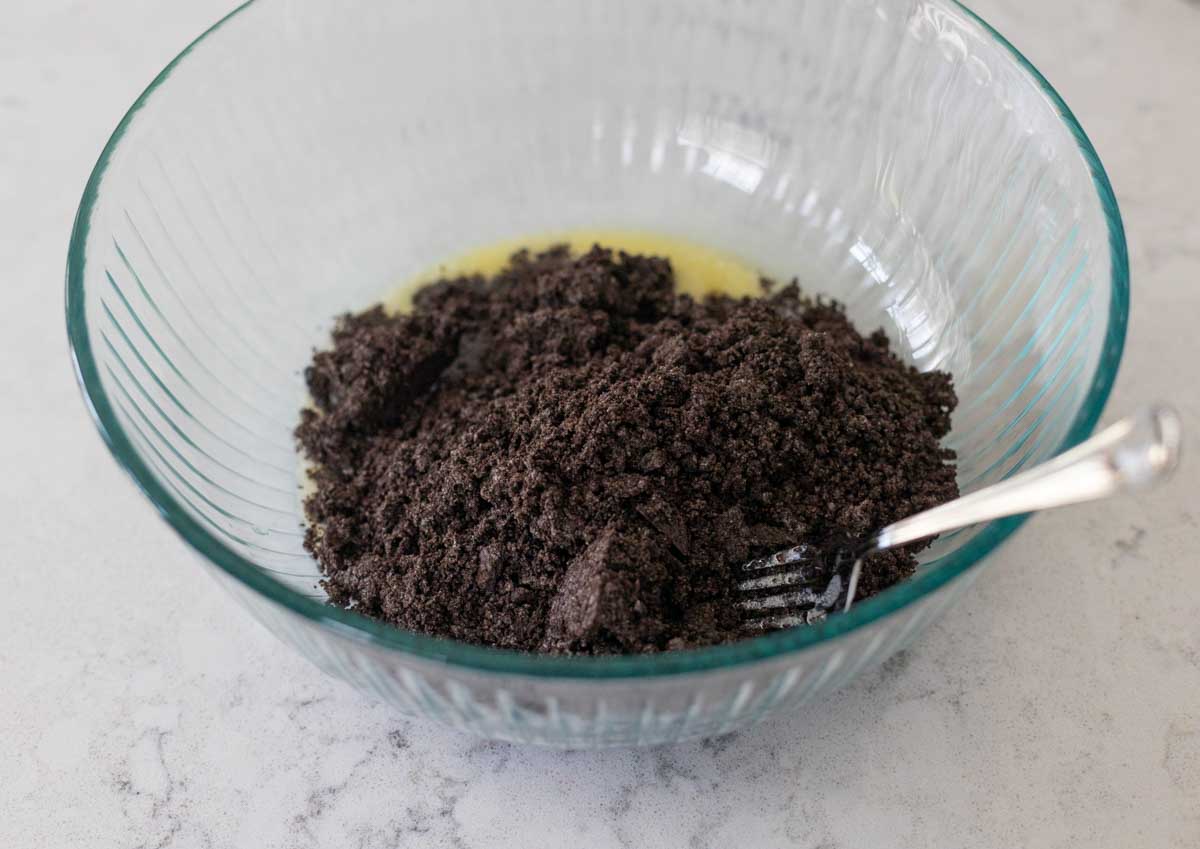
[738,404,1183,631]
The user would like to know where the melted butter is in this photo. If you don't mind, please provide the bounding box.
[385,229,763,313]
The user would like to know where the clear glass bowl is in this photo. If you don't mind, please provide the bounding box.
[66,0,1127,747]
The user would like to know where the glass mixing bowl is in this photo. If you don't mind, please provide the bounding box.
[66,0,1127,746]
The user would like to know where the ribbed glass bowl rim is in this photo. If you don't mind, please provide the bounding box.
[65,0,1128,679]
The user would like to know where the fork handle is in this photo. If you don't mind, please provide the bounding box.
[873,405,1183,551]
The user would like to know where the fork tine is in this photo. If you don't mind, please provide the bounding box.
[739,545,813,572]
[736,569,814,593]
[738,588,826,611]
[741,612,821,631]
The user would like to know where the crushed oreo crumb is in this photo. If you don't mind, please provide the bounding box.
[297,245,958,655]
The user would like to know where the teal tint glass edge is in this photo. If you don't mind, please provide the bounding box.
[65,0,1129,679]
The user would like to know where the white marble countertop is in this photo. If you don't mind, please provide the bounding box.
[4,1,1199,846]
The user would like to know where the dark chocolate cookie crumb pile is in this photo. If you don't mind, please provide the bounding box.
[297,246,958,654]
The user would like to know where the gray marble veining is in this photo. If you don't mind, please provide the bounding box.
[3,0,1198,846]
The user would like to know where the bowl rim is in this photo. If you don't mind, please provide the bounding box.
[65,0,1129,679]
